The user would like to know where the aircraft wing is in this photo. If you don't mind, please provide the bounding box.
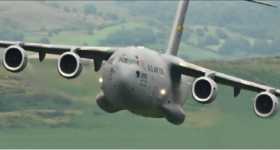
[171,60,280,97]
[0,40,114,61]
[245,0,277,8]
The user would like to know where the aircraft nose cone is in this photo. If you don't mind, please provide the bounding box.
[116,65,135,94]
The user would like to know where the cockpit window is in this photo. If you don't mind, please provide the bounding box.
[119,55,138,65]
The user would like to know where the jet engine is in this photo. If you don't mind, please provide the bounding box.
[57,52,82,79]
[192,76,218,104]
[2,45,27,72]
[253,92,279,118]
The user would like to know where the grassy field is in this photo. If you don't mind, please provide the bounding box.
[0,58,279,148]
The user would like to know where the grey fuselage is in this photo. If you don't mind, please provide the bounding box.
[98,47,193,124]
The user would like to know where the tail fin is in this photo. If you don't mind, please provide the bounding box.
[166,0,190,56]
[165,0,276,56]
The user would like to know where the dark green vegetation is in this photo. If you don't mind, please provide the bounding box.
[0,58,279,148]
[0,1,280,60]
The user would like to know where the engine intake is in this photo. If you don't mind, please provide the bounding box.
[254,92,278,118]
[57,52,82,79]
[2,45,27,72]
[192,77,218,104]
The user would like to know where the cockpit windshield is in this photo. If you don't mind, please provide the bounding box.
[119,55,138,65]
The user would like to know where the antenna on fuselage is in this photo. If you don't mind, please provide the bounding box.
[166,0,190,56]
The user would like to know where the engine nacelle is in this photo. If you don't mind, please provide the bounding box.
[57,52,82,79]
[192,77,218,104]
[2,45,27,72]
[253,92,279,118]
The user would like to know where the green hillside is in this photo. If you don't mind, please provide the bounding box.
[0,58,279,148]
[0,1,279,60]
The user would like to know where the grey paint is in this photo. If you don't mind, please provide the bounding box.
[99,47,192,124]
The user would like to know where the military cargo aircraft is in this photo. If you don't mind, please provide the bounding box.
[0,0,278,125]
